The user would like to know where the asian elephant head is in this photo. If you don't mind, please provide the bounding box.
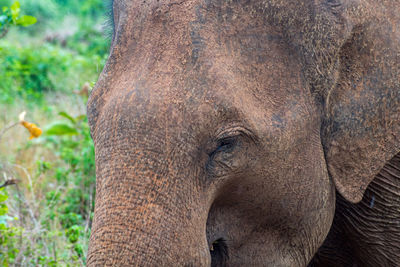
[86,0,400,266]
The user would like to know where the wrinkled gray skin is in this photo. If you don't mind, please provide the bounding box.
[87,0,400,266]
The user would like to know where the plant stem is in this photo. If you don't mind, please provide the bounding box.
[0,28,9,39]
[0,121,19,143]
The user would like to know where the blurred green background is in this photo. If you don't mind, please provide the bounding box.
[0,0,110,265]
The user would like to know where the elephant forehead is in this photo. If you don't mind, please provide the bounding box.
[88,0,321,136]
[94,36,306,138]
[93,82,315,164]
[99,85,250,136]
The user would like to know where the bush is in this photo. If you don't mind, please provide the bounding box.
[0,0,107,265]
[0,1,37,38]
[0,41,106,104]
[0,108,95,266]
[0,188,23,266]
[0,0,108,33]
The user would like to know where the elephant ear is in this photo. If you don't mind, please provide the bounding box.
[322,5,400,203]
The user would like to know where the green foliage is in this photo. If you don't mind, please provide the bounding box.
[66,25,111,57]
[1,107,96,265]
[0,189,23,266]
[45,111,96,227]
[0,0,107,265]
[0,1,36,38]
[45,122,79,136]
[0,0,109,105]
[0,0,108,34]
[55,0,106,19]
[46,111,95,264]
[0,41,106,104]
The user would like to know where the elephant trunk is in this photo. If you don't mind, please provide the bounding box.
[86,150,211,266]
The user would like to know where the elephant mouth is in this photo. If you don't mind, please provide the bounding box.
[210,238,229,267]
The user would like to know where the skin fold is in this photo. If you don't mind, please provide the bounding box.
[86,0,400,266]
[310,154,400,266]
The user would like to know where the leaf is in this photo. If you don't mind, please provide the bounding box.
[10,1,20,21]
[0,204,8,216]
[58,111,76,124]
[45,122,78,136]
[16,15,36,26]
[0,193,8,202]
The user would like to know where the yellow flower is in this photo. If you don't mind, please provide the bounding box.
[19,111,42,140]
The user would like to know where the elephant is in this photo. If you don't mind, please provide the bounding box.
[86,0,400,266]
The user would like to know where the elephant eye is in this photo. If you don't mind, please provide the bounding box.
[217,137,237,152]
[208,137,238,158]
[205,136,240,176]
[205,126,256,176]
